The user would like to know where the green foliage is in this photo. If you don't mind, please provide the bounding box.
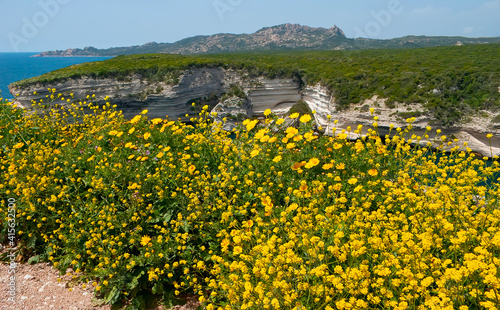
[359,104,370,113]
[288,99,311,115]
[220,84,246,102]
[397,111,425,119]
[491,114,500,123]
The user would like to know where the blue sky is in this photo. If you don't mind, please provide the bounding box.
[1,0,499,52]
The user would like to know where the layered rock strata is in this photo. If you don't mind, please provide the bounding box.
[302,86,500,157]
[9,69,500,157]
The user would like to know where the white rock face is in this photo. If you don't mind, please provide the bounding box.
[322,95,500,157]
[10,68,241,121]
[212,95,251,131]
[302,83,500,157]
[247,78,301,116]
[9,69,500,157]
[302,83,335,131]
[10,69,301,121]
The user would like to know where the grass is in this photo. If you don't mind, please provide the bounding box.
[1,91,500,310]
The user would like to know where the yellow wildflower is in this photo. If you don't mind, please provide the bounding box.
[140,236,152,246]
[130,115,141,124]
[250,149,260,158]
[299,114,312,123]
[368,169,378,176]
[305,157,320,169]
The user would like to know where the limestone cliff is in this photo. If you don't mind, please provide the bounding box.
[301,84,500,157]
[9,69,500,157]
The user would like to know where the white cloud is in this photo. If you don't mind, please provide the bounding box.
[411,5,451,16]
[479,0,500,10]
[463,27,474,35]
[411,5,434,15]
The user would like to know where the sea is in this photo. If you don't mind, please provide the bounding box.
[0,52,112,99]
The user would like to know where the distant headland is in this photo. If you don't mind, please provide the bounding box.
[32,23,500,57]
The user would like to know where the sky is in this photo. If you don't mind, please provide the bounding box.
[1,0,499,52]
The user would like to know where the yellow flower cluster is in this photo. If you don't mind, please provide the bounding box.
[1,92,500,309]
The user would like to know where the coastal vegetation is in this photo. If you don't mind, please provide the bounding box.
[1,91,500,309]
[12,44,500,126]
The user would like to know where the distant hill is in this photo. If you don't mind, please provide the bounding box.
[33,23,500,57]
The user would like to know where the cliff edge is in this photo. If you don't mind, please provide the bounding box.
[9,68,500,157]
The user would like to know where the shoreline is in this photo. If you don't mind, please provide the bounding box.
[30,54,118,58]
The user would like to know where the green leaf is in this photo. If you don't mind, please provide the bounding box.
[127,276,139,291]
[45,245,53,255]
[161,288,184,308]
[182,220,189,233]
[152,282,163,295]
[27,255,40,265]
[0,251,11,263]
[127,270,145,291]
[126,295,146,310]
[90,297,106,306]
[104,286,121,305]
[27,234,37,249]
[162,210,173,223]
[125,303,140,310]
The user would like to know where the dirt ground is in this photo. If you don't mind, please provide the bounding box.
[0,247,201,310]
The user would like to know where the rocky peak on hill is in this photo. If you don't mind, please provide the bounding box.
[245,23,346,48]
[255,23,345,38]
[32,24,349,57]
[31,23,500,57]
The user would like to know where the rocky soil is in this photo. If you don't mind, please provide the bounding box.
[0,247,201,310]
[0,258,112,310]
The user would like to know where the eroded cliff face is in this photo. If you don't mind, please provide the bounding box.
[9,69,303,121]
[9,69,500,157]
[248,78,301,115]
[10,68,241,120]
[301,84,500,157]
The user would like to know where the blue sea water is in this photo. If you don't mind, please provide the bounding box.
[0,53,112,99]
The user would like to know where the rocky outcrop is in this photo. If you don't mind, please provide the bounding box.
[9,70,500,157]
[302,83,335,131]
[9,69,303,121]
[11,68,240,120]
[212,96,251,131]
[301,84,500,157]
[248,78,301,115]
